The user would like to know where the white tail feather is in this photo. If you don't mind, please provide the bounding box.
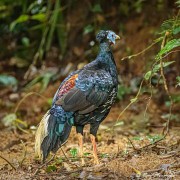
[35,110,50,159]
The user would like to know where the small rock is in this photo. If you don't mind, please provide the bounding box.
[9,93,19,101]
[79,170,87,179]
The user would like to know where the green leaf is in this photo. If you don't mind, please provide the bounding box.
[2,113,17,127]
[47,98,53,105]
[21,37,30,47]
[176,76,180,87]
[153,61,175,72]
[146,134,163,143]
[83,152,91,156]
[156,39,180,59]
[130,97,137,103]
[0,74,18,87]
[114,121,124,127]
[132,136,144,141]
[70,148,78,158]
[173,26,180,35]
[46,165,57,173]
[144,61,175,80]
[161,19,174,31]
[25,71,55,92]
[144,71,152,80]
[175,0,180,8]
[31,13,46,22]
[117,84,131,100]
[91,4,102,13]
[83,24,94,34]
[10,14,29,31]
[100,153,109,158]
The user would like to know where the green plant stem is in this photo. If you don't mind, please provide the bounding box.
[14,92,48,114]
[159,31,173,135]
[46,0,60,51]
[121,40,160,61]
[115,79,144,124]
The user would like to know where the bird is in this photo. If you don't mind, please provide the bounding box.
[35,30,120,165]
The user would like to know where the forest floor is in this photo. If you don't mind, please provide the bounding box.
[0,87,179,179]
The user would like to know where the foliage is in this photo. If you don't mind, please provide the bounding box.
[117,84,131,100]
[0,74,18,87]
[144,9,180,81]
[0,0,67,65]
[146,134,163,144]
[69,148,78,158]
[25,71,56,92]
[156,39,180,59]
[46,164,57,173]
[2,113,28,132]
[176,76,180,87]
[144,61,175,80]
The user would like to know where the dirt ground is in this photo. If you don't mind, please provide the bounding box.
[0,94,179,179]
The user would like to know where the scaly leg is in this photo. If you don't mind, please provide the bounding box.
[90,134,99,164]
[77,133,85,165]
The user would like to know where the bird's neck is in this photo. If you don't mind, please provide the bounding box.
[99,42,111,53]
[98,42,118,83]
[98,42,115,66]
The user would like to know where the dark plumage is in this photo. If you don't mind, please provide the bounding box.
[35,30,120,164]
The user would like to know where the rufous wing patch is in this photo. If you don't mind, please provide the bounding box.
[58,74,78,97]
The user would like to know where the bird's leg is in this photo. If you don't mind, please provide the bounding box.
[90,134,99,164]
[77,133,85,165]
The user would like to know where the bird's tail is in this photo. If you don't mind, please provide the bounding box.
[35,110,73,161]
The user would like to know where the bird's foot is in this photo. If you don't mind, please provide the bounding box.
[81,157,85,166]
[93,157,100,164]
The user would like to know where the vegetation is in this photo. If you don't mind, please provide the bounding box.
[0,0,179,179]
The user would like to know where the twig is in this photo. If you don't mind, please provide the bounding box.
[115,79,144,124]
[35,168,82,177]
[135,31,174,151]
[14,92,48,114]
[143,61,159,118]
[59,140,71,162]
[159,31,173,136]
[60,146,69,161]
[0,154,16,170]
[138,137,165,150]
[19,140,27,167]
[33,154,56,176]
[33,141,69,176]
[161,49,180,59]
[121,41,160,61]
[142,168,162,174]
[127,137,138,151]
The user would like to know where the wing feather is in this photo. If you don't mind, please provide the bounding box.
[54,67,113,114]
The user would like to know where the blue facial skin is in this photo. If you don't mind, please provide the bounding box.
[107,31,117,44]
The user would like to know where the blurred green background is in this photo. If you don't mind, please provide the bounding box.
[0,0,179,128]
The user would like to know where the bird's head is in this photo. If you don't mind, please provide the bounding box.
[96,30,120,45]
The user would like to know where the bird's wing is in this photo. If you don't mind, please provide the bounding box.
[54,69,113,114]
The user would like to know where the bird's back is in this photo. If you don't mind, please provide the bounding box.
[73,53,118,129]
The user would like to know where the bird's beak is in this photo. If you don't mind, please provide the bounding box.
[115,35,120,40]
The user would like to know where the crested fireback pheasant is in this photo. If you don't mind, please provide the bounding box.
[35,30,120,164]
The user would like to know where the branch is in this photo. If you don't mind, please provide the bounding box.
[115,79,144,124]
[14,92,48,114]
[33,154,56,176]
[121,41,160,61]
[159,31,173,136]
[0,154,16,170]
